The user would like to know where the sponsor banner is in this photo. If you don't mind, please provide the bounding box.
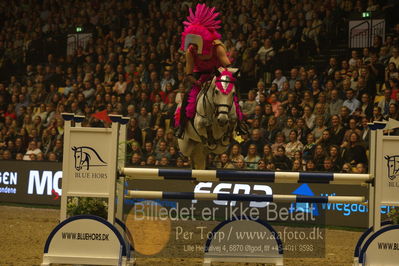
[126,180,382,228]
[44,215,127,263]
[0,161,62,205]
[66,128,113,196]
[381,138,399,204]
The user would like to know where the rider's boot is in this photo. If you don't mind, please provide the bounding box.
[175,125,185,138]
[175,94,189,139]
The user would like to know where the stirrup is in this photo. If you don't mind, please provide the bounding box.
[236,121,249,136]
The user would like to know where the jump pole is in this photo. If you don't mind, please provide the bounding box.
[126,190,366,204]
[121,167,371,185]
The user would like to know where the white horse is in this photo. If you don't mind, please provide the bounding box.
[178,67,239,169]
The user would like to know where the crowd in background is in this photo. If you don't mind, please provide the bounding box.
[0,0,399,173]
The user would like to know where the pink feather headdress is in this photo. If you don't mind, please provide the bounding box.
[180,3,222,56]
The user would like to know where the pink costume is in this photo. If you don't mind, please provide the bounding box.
[175,4,242,126]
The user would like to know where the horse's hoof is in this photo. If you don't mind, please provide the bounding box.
[221,139,230,146]
[208,143,217,150]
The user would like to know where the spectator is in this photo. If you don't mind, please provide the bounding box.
[389,47,399,69]
[229,144,244,165]
[339,106,351,128]
[234,158,247,169]
[342,163,353,173]
[327,89,344,116]
[303,133,316,161]
[272,69,287,91]
[168,146,179,165]
[158,156,170,167]
[295,118,310,144]
[127,118,143,146]
[329,145,343,170]
[343,118,362,142]
[217,153,235,169]
[279,116,293,139]
[343,89,360,114]
[15,153,23,160]
[155,141,170,162]
[312,116,327,140]
[355,163,367,173]
[131,153,143,166]
[292,159,303,172]
[303,105,316,130]
[137,107,151,132]
[342,132,368,166]
[23,140,42,160]
[268,93,281,115]
[313,144,327,171]
[146,155,156,166]
[244,144,261,170]
[257,159,267,170]
[378,88,395,116]
[262,144,273,164]
[242,90,257,117]
[256,39,275,84]
[372,106,384,121]
[242,128,265,156]
[301,91,315,111]
[272,146,292,171]
[113,74,127,95]
[48,152,57,162]
[359,93,373,119]
[385,62,399,81]
[317,129,333,151]
[2,150,12,160]
[285,130,304,159]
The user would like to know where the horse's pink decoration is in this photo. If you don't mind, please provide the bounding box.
[215,70,236,95]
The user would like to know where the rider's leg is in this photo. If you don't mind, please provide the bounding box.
[176,83,202,138]
[175,90,189,138]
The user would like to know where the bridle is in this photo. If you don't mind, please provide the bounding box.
[201,73,236,118]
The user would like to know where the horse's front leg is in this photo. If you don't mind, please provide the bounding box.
[194,116,209,139]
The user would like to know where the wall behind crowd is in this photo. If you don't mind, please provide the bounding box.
[0,0,399,173]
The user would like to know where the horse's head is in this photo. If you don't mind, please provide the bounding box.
[213,67,239,127]
[72,146,82,171]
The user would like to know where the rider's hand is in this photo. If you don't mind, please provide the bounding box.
[188,44,198,54]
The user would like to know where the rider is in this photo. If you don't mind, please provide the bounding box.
[175,3,247,138]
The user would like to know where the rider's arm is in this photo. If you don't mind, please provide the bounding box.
[216,45,231,67]
[185,48,197,84]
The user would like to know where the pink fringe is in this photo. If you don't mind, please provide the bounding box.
[186,84,201,119]
[234,95,243,120]
[175,76,244,128]
[174,106,181,127]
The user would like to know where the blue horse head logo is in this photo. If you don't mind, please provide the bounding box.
[385,155,399,180]
[72,146,107,171]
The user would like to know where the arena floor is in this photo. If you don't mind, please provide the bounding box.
[0,206,363,266]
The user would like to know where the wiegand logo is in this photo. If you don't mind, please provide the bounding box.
[385,155,399,180]
[72,146,107,171]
